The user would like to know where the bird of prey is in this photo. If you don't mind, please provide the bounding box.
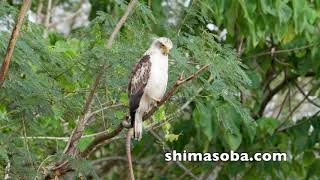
[128,37,173,140]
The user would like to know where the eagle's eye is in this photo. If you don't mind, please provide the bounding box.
[160,43,165,48]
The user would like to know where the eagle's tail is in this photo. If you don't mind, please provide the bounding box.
[134,111,143,141]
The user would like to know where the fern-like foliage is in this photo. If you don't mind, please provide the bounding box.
[0,2,256,178]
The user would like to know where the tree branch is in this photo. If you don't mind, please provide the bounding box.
[0,0,31,87]
[294,81,320,108]
[150,130,199,180]
[36,0,44,23]
[257,72,315,117]
[49,0,139,176]
[258,74,296,117]
[251,43,319,58]
[106,0,138,48]
[126,129,135,180]
[43,0,52,38]
[63,65,106,156]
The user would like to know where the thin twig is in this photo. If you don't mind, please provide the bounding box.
[63,65,106,156]
[276,86,318,131]
[285,86,317,120]
[20,131,108,141]
[143,64,209,120]
[294,82,320,108]
[277,110,320,132]
[48,0,84,28]
[22,115,34,169]
[36,0,44,23]
[0,0,31,87]
[250,43,318,58]
[258,72,315,117]
[43,0,52,38]
[106,0,138,48]
[95,94,107,131]
[275,90,289,119]
[150,130,199,180]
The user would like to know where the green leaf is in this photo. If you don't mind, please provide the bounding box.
[154,106,166,122]
[260,0,276,16]
[194,102,213,140]
[278,2,292,24]
[257,117,280,136]
[216,103,243,150]
[224,130,242,150]
[78,137,93,151]
[306,159,320,179]
[165,133,180,142]
[0,147,9,161]
[303,151,315,166]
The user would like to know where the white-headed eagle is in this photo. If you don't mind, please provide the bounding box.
[128,37,173,140]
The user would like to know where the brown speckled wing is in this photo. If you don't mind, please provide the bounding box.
[128,55,151,124]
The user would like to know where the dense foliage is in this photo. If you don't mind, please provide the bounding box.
[0,0,319,179]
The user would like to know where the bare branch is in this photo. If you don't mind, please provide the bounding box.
[4,159,11,180]
[126,129,135,180]
[107,0,138,48]
[36,0,44,23]
[258,72,315,117]
[275,90,289,119]
[251,43,318,58]
[285,84,319,120]
[48,0,84,28]
[63,65,106,156]
[81,123,124,158]
[48,0,140,176]
[143,64,209,120]
[276,85,319,131]
[277,110,320,132]
[20,131,108,141]
[0,0,31,87]
[43,0,52,38]
[150,130,199,180]
[294,81,320,108]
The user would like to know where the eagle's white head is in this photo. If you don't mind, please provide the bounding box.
[151,37,173,55]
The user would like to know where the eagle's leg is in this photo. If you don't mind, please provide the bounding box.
[134,110,143,140]
[134,98,149,141]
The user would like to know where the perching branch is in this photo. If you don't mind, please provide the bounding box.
[81,64,209,157]
[143,64,209,120]
[0,0,31,87]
